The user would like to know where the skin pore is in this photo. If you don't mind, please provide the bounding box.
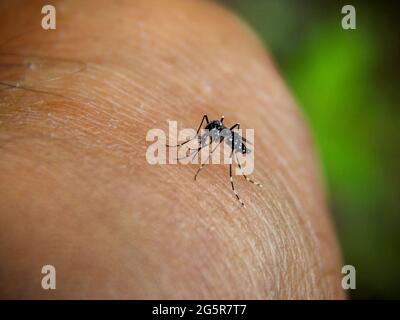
[0,0,344,299]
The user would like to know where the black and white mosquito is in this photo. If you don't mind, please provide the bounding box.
[166,115,262,207]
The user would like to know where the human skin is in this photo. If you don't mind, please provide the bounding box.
[0,0,344,299]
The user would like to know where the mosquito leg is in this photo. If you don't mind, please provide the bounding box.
[174,135,201,160]
[230,125,260,186]
[175,147,200,160]
[235,152,262,187]
[166,134,196,148]
[194,138,222,180]
[190,145,205,162]
[176,133,213,161]
[199,114,210,131]
[176,138,210,161]
[230,123,254,146]
[228,132,245,206]
[230,162,245,207]
[166,114,209,147]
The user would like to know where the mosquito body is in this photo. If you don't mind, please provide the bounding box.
[199,118,249,154]
[167,115,262,207]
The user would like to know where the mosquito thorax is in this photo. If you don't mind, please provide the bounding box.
[204,120,223,131]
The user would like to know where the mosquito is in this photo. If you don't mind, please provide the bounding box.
[167,115,262,207]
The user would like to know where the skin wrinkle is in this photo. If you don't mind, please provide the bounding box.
[255,100,332,298]
[159,184,256,298]
[0,141,104,215]
[0,0,344,299]
[238,215,277,296]
[260,171,320,297]
[72,7,260,125]
[1,94,320,298]
[121,13,260,119]
[170,165,275,298]
[200,165,278,296]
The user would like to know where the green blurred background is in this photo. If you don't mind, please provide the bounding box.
[219,0,400,299]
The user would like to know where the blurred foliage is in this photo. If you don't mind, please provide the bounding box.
[220,0,400,299]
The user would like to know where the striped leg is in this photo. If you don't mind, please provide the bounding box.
[166,114,209,147]
[235,152,263,187]
[175,136,207,161]
[230,162,245,207]
[228,132,245,207]
[194,139,222,180]
[176,146,201,161]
